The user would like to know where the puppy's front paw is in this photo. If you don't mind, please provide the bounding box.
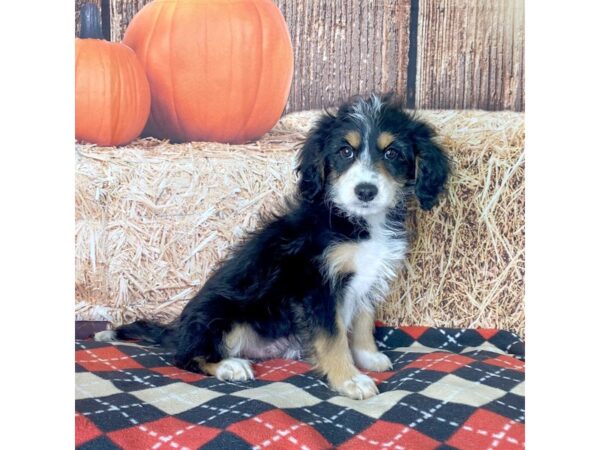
[334,373,379,400]
[353,350,393,372]
[215,358,254,382]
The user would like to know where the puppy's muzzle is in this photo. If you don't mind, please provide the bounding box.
[354,183,378,202]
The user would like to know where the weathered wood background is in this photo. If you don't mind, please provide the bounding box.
[75,0,524,112]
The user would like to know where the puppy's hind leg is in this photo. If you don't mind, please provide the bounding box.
[195,357,254,382]
[173,320,255,381]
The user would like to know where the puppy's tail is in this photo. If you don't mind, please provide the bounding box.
[94,320,174,347]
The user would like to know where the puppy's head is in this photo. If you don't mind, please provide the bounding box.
[297,94,450,216]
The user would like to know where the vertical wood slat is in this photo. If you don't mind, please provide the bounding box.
[109,0,152,42]
[75,0,102,38]
[415,0,524,111]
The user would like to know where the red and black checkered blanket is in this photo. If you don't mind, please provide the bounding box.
[76,324,524,449]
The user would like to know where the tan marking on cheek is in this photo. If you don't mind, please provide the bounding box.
[324,242,359,277]
[377,132,395,150]
[328,167,341,182]
[345,131,361,149]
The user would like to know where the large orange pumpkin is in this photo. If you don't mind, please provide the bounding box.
[75,4,151,146]
[123,0,294,144]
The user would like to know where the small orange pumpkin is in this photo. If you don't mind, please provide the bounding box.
[123,0,294,144]
[75,4,151,146]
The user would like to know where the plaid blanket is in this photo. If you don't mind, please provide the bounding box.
[76,324,524,449]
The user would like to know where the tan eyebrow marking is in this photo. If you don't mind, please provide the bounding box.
[344,131,361,149]
[377,131,395,150]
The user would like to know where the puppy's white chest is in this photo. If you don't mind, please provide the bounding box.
[341,226,407,327]
[349,239,391,296]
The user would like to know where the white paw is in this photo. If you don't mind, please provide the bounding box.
[335,373,379,400]
[94,330,117,342]
[353,350,393,372]
[215,358,254,382]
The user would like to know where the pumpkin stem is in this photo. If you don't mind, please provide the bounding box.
[80,3,104,39]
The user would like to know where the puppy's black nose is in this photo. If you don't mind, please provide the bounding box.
[355,183,378,202]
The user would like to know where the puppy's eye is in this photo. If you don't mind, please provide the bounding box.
[339,147,354,159]
[384,149,399,160]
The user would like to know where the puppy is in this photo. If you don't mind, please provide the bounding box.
[95,93,450,400]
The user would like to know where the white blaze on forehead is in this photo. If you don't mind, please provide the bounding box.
[359,145,372,164]
[348,95,383,152]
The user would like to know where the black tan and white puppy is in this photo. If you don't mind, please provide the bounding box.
[95,93,450,400]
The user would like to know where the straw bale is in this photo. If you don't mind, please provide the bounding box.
[75,110,524,336]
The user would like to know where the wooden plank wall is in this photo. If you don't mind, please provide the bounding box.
[75,0,524,112]
[415,0,524,111]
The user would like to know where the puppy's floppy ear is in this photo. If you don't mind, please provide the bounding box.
[411,121,450,211]
[296,112,336,202]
